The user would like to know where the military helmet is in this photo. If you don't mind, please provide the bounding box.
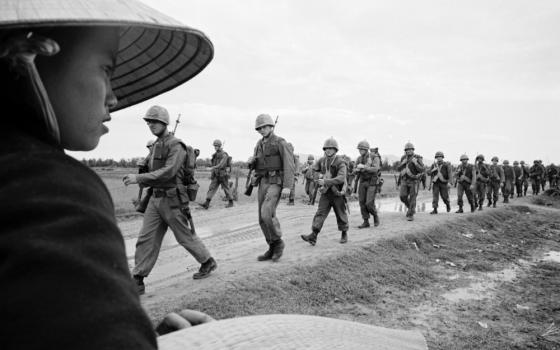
[491,156,499,162]
[513,161,519,165]
[357,140,370,150]
[323,137,339,151]
[435,151,444,158]
[146,139,155,148]
[503,160,509,165]
[534,160,539,164]
[520,160,525,165]
[255,114,275,129]
[213,139,222,147]
[143,105,170,125]
[460,154,469,161]
[308,155,315,161]
[476,154,485,161]
[404,142,414,150]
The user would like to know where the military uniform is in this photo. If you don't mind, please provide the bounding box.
[301,156,315,203]
[455,155,476,213]
[513,161,523,197]
[474,156,490,210]
[133,106,215,288]
[287,146,299,205]
[538,161,547,191]
[486,157,504,207]
[546,164,558,189]
[428,152,452,214]
[346,160,356,195]
[251,114,295,262]
[521,161,530,195]
[529,161,544,195]
[202,141,234,208]
[501,160,514,203]
[355,140,381,227]
[397,143,425,220]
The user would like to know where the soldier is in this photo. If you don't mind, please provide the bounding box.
[539,160,547,191]
[486,156,504,207]
[501,160,514,203]
[428,151,452,214]
[529,160,543,195]
[200,139,234,209]
[454,154,476,213]
[301,138,349,245]
[520,160,530,196]
[248,114,295,262]
[546,163,558,189]
[124,106,217,293]
[474,155,490,210]
[397,142,425,221]
[355,140,381,228]
[512,161,523,198]
[302,155,316,203]
[287,143,299,206]
[346,158,356,196]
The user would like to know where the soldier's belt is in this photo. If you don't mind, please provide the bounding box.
[153,188,177,198]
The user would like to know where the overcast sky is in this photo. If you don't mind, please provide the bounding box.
[70,0,560,164]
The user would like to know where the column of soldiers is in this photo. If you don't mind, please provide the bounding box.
[127,108,558,294]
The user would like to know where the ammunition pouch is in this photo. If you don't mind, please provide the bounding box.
[186,183,199,202]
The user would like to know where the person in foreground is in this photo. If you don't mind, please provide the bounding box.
[0,0,215,348]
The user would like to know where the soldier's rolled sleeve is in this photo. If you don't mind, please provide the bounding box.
[137,145,186,187]
[279,140,295,189]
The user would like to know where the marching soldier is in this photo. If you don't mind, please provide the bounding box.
[287,143,299,206]
[486,156,504,207]
[428,151,452,214]
[302,155,316,203]
[520,160,530,196]
[529,160,543,195]
[124,106,217,294]
[346,159,356,196]
[539,160,547,191]
[301,138,349,245]
[355,140,381,228]
[501,160,514,203]
[200,139,234,209]
[397,142,425,221]
[513,161,523,198]
[248,114,295,262]
[455,154,476,213]
[474,155,490,210]
[546,163,558,189]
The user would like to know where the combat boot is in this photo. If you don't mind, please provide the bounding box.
[470,204,476,213]
[257,245,274,261]
[493,202,497,208]
[503,197,509,204]
[340,231,348,244]
[455,206,463,214]
[358,220,370,229]
[193,257,217,279]
[133,275,145,295]
[287,199,295,206]
[271,239,285,262]
[225,200,234,208]
[301,232,318,246]
[487,200,492,207]
[200,198,211,209]
[430,208,438,214]
[373,213,380,227]
[446,202,451,212]
[478,204,483,211]
[407,214,414,221]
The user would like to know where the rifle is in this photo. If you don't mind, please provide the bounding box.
[244,168,255,196]
[310,174,323,205]
[232,170,239,201]
[172,113,181,135]
[353,173,360,194]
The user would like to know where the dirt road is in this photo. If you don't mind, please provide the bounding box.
[120,191,484,319]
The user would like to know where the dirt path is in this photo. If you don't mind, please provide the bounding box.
[118,191,532,319]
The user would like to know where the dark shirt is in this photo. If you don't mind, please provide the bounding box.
[1,125,157,349]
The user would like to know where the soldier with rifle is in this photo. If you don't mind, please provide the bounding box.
[529,160,543,195]
[547,163,559,189]
[301,138,349,245]
[123,105,217,294]
[397,142,425,221]
[538,160,547,191]
[246,114,295,262]
[301,155,316,203]
[454,154,476,213]
[474,155,490,210]
[428,151,452,214]
[486,156,504,207]
[200,139,234,209]
[513,161,523,198]
[501,160,514,203]
[520,160,530,196]
[354,140,381,228]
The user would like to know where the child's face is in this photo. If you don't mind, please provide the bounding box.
[37,27,119,151]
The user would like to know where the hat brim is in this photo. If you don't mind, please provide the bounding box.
[0,0,213,111]
[158,314,428,350]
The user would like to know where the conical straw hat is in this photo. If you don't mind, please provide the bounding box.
[158,314,428,350]
[0,0,213,111]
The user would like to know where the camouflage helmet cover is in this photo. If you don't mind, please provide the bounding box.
[460,154,469,161]
[357,140,370,150]
[491,156,499,162]
[255,114,275,129]
[323,137,339,151]
[213,139,222,147]
[404,142,414,150]
[435,151,444,158]
[143,105,170,125]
